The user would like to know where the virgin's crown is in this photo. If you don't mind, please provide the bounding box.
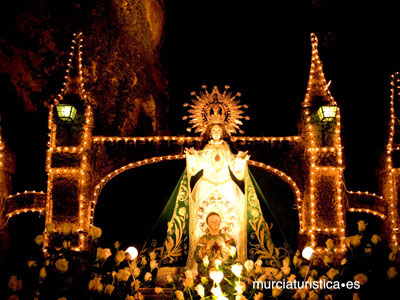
[183,85,249,135]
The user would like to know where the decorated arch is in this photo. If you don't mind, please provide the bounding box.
[1,32,399,260]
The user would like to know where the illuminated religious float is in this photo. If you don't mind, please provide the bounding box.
[144,85,289,280]
[1,32,399,271]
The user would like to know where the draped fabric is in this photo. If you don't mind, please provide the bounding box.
[143,149,291,271]
[142,170,190,267]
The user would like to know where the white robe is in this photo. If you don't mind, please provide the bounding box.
[185,140,248,269]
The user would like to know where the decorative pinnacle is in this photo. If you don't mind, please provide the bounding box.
[303,33,336,106]
[56,32,89,104]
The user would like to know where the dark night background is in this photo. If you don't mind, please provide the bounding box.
[1,0,400,283]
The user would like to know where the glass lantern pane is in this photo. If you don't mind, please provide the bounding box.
[317,106,337,122]
[56,105,77,121]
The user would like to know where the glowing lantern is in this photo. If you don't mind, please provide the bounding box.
[317,105,337,122]
[56,104,77,122]
[125,246,138,260]
[302,246,315,260]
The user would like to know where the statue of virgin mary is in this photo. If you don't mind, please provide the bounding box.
[145,86,284,278]
[184,121,249,269]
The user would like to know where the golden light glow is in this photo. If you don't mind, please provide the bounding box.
[0,134,4,169]
[125,246,139,260]
[6,190,45,199]
[348,208,386,220]
[56,104,77,122]
[6,208,45,219]
[317,105,338,122]
[302,246,315,260]
[45,32,93,250]
[92,135,301,144]
[32,30,396,256]
[383,72,400,247]
[302,33,346,252]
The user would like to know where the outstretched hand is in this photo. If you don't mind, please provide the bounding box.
[238,151,250,160]
[185,147,197,156]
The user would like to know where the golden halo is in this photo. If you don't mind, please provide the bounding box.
[183,85,249,135]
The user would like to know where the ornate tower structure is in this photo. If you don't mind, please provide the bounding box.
[0,117,15,221]
[0,118,6,205]
[45,33,94,250]
[381,72,400,247]
[0,114,16,268]
[299,33,346,253]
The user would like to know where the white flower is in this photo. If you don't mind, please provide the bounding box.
[231,263,243,277]
[244,260,254,272]
[387,267,398,279]
[230,246,237,257]
[214,259,222,269]
[150,260,158,271]
[272,286,283,298]
[354,273,368,285]
[88,276,103,292]
[55,258,69,273]
[254,292,264,300]
[255,259,262,267]
[184,270,194,288]
[115,250,125,264]
[371,234,381,245]
[234,281,246,295]
[351,235,362,247]
[327,268,339,280]
[27,260,37,268]
[357,220,367,232]
[117,268,131,281]
[203,255,209,267]
[45,223,55,233]
[144,272,152,282]
[325,239,334,250]
[8,275,22,292]
[211,286,223,297]
[195,284,205,297]
[175,290,184,300]
[39,267,47,279]
[209,270,224,284]
[149,251,157,260]
[89,226,102,239]
[60,223,72,235]
[35,235,44,245]
[185,269,193,279]
[105,284,115,295]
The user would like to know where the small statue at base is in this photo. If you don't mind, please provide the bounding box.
[194,212,236,276]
